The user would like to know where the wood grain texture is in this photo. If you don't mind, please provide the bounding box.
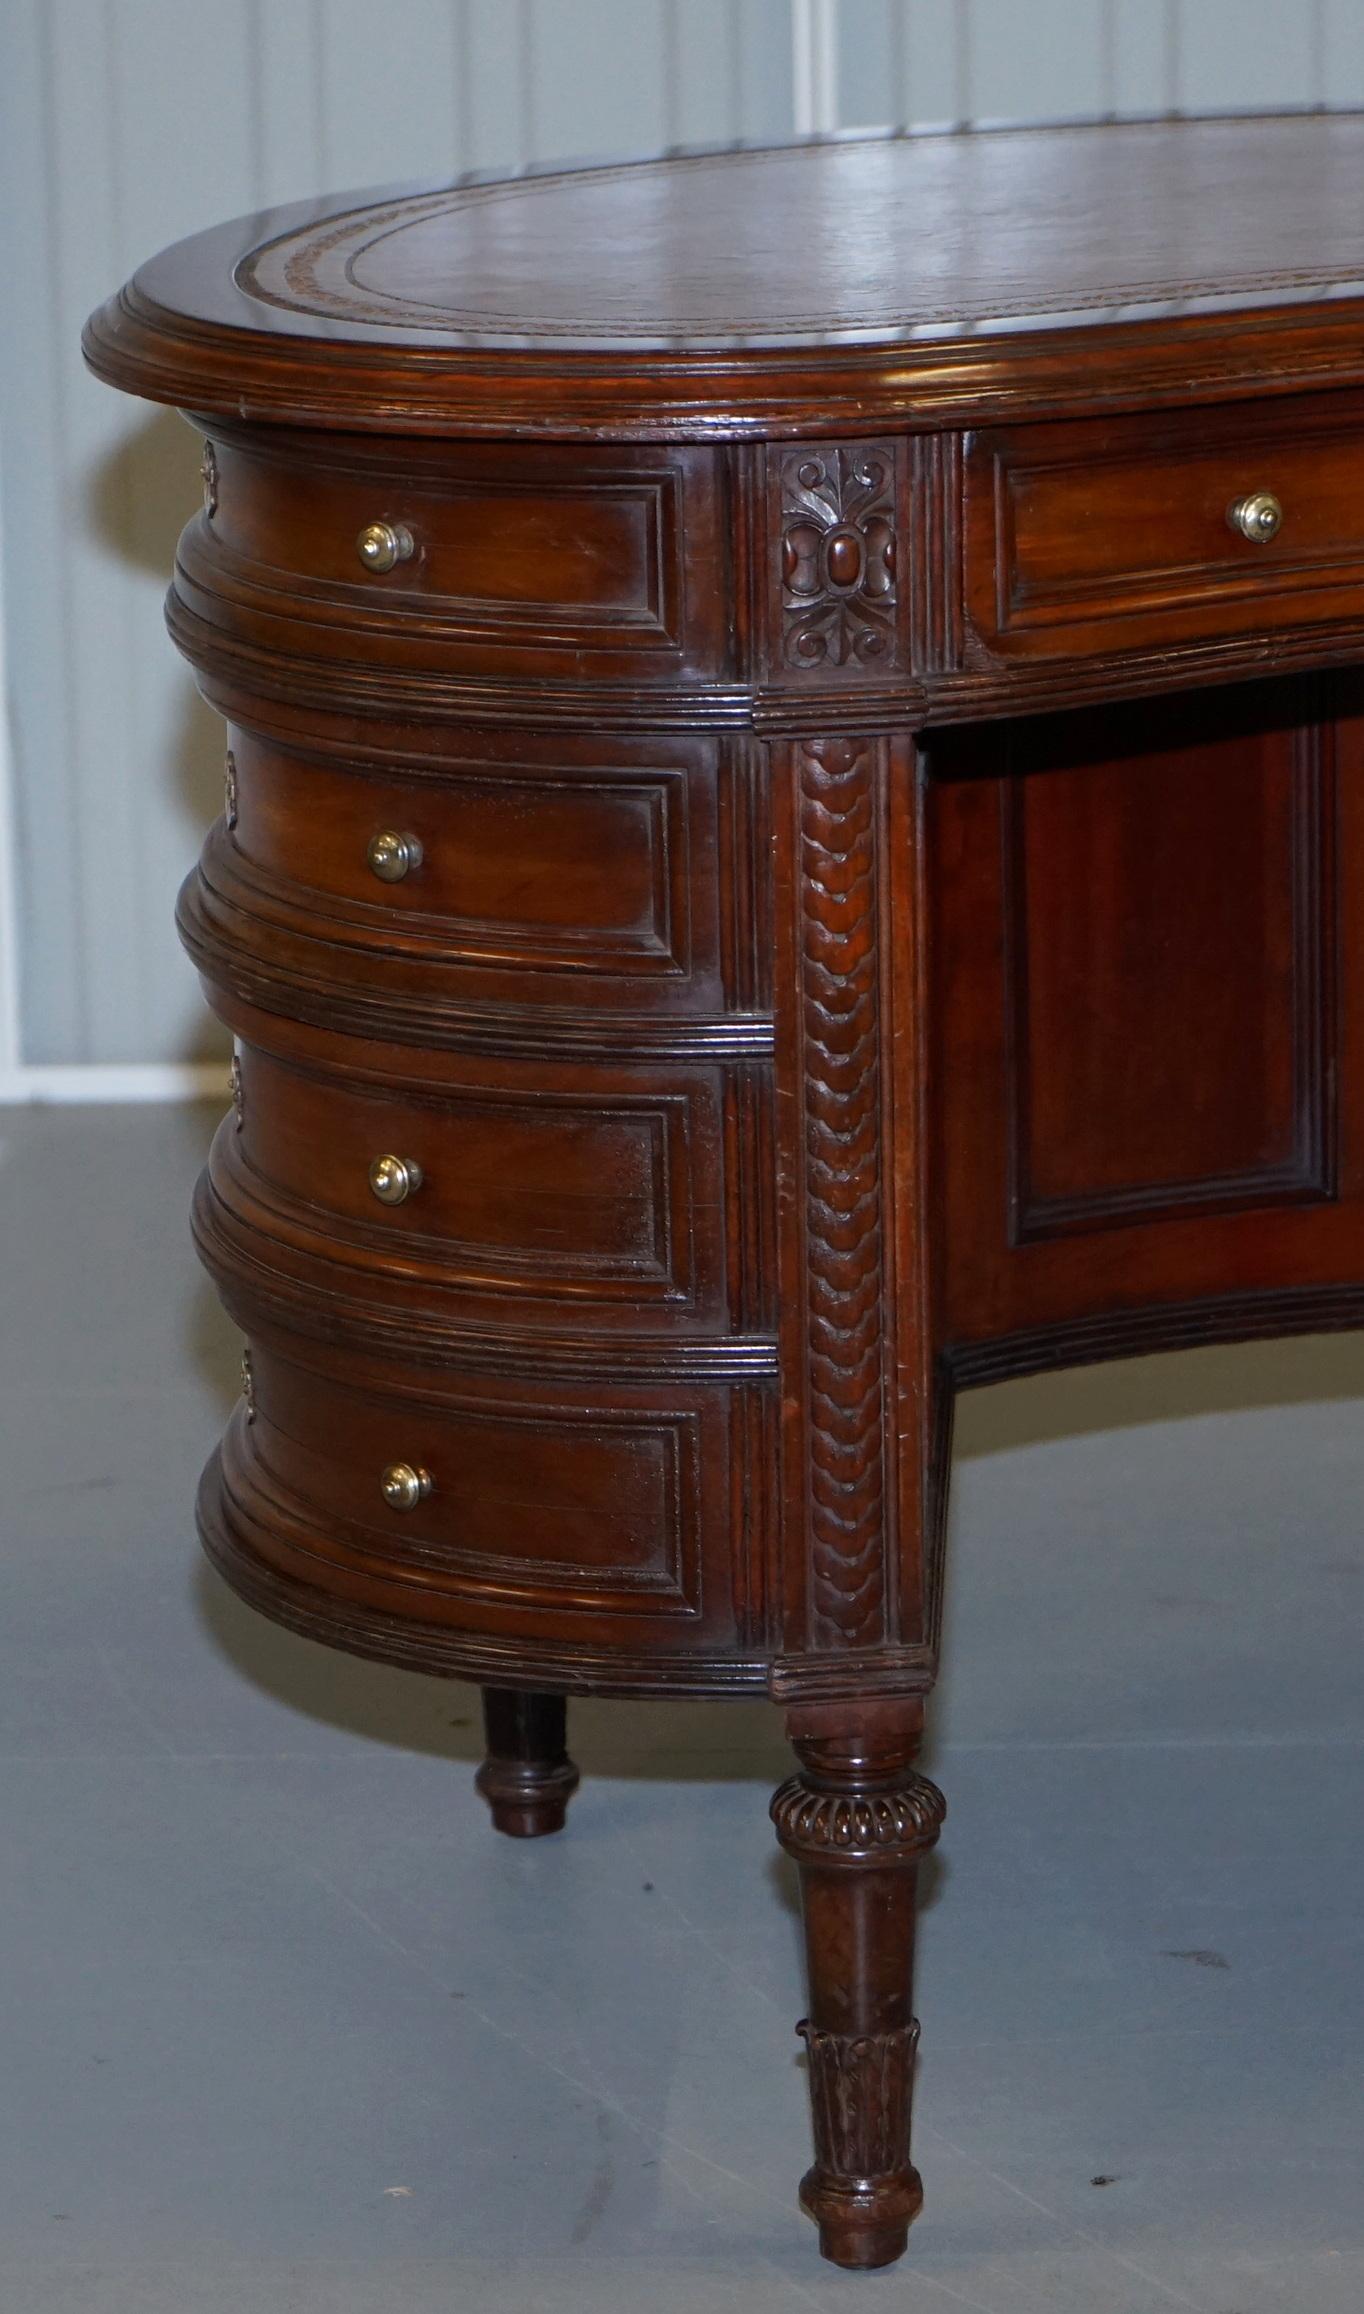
[82,119,1364,438]
[1002,698,1335,1239]
[928,676,1364,1517]
[966,392,1364,662]
[83,121,1364,2273]
[772,1701,944,2269]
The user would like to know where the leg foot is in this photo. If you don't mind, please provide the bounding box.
[771,1702,945,2270]
[475,1688,579,1838]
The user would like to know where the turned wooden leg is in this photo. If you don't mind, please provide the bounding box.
[475,1687,580,1838]
[771,1701,945,2270]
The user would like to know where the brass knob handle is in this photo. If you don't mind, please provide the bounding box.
[366,830,423,883]
[357,519,415,573]
[381,1462,433,1512]
[1228,491,1283,544]
[369,1154,423,1206]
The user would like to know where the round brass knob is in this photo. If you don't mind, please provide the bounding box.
[1228,491,1283,545]
[381,1462,433,1512]
[356,519,415,573]
[369,1154,423,1206]
[366,830,423,883]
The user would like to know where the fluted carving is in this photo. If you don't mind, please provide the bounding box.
[798,2021,920,2181]
[797,738,887,1648]
[774,1721,943,2269]
[771,1771,945,1862]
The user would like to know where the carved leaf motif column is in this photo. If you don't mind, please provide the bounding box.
[766,438,944,2267]
[766,440,920,1670]
[794,736,888,1651]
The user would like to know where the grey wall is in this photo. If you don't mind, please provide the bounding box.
[4,0,1364,1076]
[837,0,1364,128]
[0,0,793,1078]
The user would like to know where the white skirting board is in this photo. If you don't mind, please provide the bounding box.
[0,1063,230,1106]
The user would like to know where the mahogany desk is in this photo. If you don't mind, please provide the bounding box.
[85,115,1364,2270]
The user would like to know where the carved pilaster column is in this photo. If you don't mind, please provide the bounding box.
[771,1705,945,2269]
[792,735,889,1651]
[765,439,940,1693]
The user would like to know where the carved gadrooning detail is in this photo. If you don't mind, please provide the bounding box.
[770,1772,946,1861]
[797,2022,920,2179]
[228,1052,243,1130]
[240,1347,256,1422]
[797,739,887,1648]
[224,748,238,832]
[200,439,218,519]
[781,447,899,671]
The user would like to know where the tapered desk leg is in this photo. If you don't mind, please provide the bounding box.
[475,1688,580,1838]
[771,1703,945,2269]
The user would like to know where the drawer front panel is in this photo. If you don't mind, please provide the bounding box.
[244,1344,736,1629]
[966,397,1364,659]
[233,1040,727,1317]
[199,432,727,678]
[225,724,720,1005]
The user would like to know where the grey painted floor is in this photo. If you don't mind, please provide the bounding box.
[1,1099,1360,2314]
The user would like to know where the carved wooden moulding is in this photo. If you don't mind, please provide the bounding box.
[82,116,1364,2278]
[790,738,891,1652]
[779,445,901,673]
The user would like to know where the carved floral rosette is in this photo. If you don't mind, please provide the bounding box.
[780,445,900,671]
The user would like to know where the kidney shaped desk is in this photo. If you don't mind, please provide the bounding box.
[85,115,1364,2269]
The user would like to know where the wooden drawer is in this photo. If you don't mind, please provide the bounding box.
[221,722,723,1012]
[965,395,1364,661]
[240,1340,739,1635]
[195,429,728,682]
[229,1036,730,1325]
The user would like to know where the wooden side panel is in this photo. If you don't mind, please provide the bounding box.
[929,673,1364,1357]
[1004,692,1334,1238]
